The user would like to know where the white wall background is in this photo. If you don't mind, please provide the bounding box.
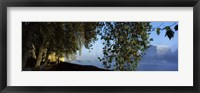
[7,7,193,86]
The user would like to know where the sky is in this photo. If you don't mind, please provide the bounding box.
[150,22,178,52]
[67,22,178,71]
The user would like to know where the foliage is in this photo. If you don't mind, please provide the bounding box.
[174,25,178,31]
[164,26,174,40]
[156,28,160,35]
[22,22,98,68]
[97,22,178,71]
[155,23,178,40]
[97,22,152,70]
[22,22,178,71]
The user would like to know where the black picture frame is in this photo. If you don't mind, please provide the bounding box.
[0,0,199,93]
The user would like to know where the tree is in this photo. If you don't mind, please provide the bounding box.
[97,22,152,70]
[97,22,178,71]
[22,22,98,69]
[22,22,178,71]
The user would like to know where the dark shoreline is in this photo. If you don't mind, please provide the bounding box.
[23,61,110,71]
[47,62,110,71]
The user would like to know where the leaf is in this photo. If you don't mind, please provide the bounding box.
[174,25,178,31]
[165,30,174,40]
[98,57,101,61]
[164,26,175,40]
[156,28,160,35]
[150,38,153,41]
[98,57,100,59]
[164,26,171,31]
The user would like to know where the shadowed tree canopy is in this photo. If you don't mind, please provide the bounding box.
[22,22,98,68]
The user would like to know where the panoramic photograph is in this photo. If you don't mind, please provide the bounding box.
[22,22,178,71]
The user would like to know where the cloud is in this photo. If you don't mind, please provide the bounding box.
[138,45,178,71]
[157,45,171,56]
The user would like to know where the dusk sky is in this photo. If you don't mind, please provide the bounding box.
[67,22,178,71]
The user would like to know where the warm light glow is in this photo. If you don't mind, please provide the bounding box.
[48,52,64,62]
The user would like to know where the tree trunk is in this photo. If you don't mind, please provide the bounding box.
[44,50,51,66]
[22,43,37,68]
[58,56,60,64]
[31,43,37,59]
[35,46,44,68]
[22,49,29,68]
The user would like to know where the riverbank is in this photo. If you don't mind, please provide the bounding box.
[23,61,109,71]
[47,62,109,71]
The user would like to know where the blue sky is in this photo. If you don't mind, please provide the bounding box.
[150,22,178,52]
[68,22,178,71]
